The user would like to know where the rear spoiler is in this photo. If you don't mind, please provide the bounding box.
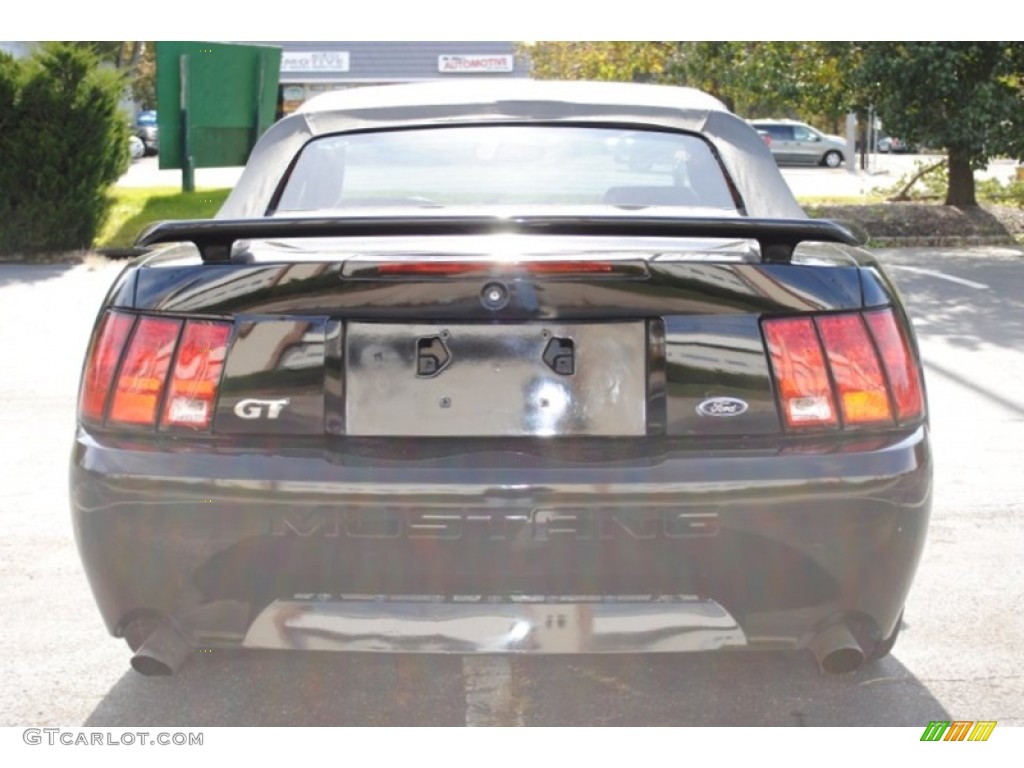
[136,215,862,264]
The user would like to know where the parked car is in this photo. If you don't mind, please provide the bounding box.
[750,119,846,167]
[72,81,931,677]
[134,109,158,156]
[877,134,918,154]
[128,134,145,161]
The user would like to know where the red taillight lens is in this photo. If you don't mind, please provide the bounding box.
[376,262,488,276]
[518,261,616,274]
[815,314,894,426]
[763,317,838,429]
[764,308,925,431]
[109,317,182,426]
[367,261,619,277]
[864,309,925,422]
[79,311,135,422]
[161,320,231,430]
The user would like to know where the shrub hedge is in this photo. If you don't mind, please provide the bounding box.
[0,43,130,256]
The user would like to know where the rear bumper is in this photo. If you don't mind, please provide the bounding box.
[70,427,932,655]
[244,596,746,654]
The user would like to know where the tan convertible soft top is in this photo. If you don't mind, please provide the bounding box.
[218,79,806,220]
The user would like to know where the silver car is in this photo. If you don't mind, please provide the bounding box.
[750,119,846,168]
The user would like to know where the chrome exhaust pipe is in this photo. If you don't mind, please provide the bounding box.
[808,622,865,675]
[130,619,192,676]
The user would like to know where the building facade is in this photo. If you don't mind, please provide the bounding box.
[244,41,530,115]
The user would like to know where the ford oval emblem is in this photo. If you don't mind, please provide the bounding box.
[696,397,749,418]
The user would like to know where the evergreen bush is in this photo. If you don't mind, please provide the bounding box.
[0,43,130,256]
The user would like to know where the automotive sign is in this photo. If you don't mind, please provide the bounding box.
[438,54,514,74]
[282,51,350,73]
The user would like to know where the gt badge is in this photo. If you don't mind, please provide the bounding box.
[234,398,290,420]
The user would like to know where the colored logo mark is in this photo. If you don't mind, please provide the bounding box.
[920,720,997,741]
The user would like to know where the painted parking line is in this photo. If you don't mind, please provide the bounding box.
[462,656,524,726]
[889,265,989,290]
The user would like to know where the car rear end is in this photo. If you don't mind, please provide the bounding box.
[70,85,931,675]
[71,230,930,676]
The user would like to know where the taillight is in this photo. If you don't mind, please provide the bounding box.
[815,314,893,426]
[109,317,182,426]
[79,311,135,422]
[161,321,231,430]
[80,311,232,430]
[764,309,924,431]
[864,309,925,421]
[763,317,837,429]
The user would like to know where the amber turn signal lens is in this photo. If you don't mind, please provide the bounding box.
[816,314,894,426]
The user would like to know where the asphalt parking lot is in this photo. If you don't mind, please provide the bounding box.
[0,243,1021,727]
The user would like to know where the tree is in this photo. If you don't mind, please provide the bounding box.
[855,42,1024,206]
[76,41,155,108]
[523,42,859,132]
[669,42,859,131]
[521,42,676,83]
[0,43,130,255]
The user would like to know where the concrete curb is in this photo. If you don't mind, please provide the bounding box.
[866,235,1021,248]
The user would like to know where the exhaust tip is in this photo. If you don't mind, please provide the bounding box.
[131,654,175,677]
[130,619,192,676]
[808,621,865,675]
[820,646,865,675]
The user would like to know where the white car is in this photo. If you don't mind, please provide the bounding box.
[128,134,145,160]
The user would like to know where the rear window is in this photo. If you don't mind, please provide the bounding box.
[274,126,740,213]
[756,124,793,141]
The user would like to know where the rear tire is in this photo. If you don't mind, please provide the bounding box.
[822,150,843,169]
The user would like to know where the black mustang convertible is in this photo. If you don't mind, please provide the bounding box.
[70,80,931,676]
